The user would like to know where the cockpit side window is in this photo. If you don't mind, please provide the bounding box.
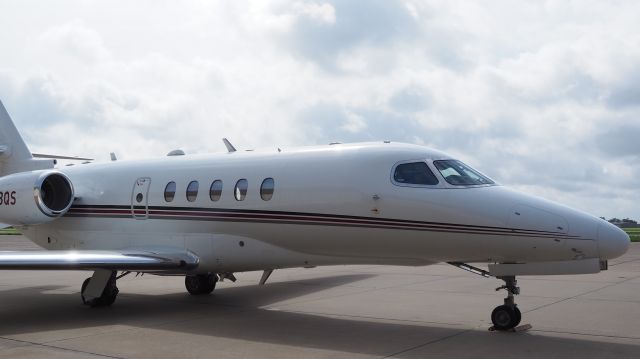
[393,162,439,185]
[433,160,495,186]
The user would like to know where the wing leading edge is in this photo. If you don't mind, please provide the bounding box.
[0,249,199,271]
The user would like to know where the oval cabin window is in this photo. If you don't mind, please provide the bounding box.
[260,178,274,201]
[164,181,176,202]
[210,180,223,201]
[234,179,248,201]
[186,181,199,202]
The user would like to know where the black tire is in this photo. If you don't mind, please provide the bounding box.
[80,277,91,305]
[491,305,518,331]
[185,275,202,295]
[81,276,119,307]
[185,274,217,295]
[513,306,522,327]
[200,275,216,294]
[100,281,119,306]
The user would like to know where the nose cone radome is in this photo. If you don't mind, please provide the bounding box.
[598,222,630,260]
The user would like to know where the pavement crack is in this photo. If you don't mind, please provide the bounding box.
[524,276,639,313]
[529,329,640,340]
[380,329,472,358]
[609,258,640,267]
[269,308,467,327]
[0,336,125,359]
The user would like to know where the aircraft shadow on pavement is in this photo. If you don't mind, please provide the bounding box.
[0,274,638,358]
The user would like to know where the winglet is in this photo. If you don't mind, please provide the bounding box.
[222,138,236,153]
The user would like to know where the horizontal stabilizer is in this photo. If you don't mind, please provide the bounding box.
[32,153,94,161]
[0,249,199,271]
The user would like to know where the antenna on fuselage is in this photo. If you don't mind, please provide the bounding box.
[167,149,185,156]
[222,138,236,153]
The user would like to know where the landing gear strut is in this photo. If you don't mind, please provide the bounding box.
[448,263,526,331]
[185,273,218,295]
[491,275,521,331]
[81,270,119,307]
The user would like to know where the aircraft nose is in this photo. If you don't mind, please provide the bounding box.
[597,222,630,260]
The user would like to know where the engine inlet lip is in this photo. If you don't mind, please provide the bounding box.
[33,171,75,217]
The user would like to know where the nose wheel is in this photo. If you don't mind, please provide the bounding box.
[448,263,529,331]
[491,304,521,330]
[491,276,521,330]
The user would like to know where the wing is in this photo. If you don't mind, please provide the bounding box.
[0,249,199,271]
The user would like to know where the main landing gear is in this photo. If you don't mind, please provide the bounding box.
[491,276,521,331]
[80,271,221,305]
[81,270,120,307]
[185,273,218,295]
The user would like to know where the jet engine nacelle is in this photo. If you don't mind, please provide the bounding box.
[0,170,74,225]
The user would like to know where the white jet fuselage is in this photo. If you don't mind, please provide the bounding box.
[18,142,629,273]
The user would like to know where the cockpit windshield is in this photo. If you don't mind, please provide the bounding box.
[433,160,495,186]
[393,162,439,185]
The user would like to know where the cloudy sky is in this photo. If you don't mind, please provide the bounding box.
[0,0,638,220]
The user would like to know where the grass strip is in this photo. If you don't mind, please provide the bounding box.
[623,228,640,242]
[0,227,21,235]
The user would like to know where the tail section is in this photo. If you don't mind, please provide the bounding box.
[0,99,54,176]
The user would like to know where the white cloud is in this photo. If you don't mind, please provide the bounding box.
[294,2,336,24]
[38,21,112,65]
[0,0,638,220]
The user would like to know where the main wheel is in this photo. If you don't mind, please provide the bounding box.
[491,305,519,330]
[81,277,119,307]
[100,281,119,306]
[81,277,91,305]
[185,274,217,295]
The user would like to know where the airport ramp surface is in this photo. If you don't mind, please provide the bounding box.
[0,235,638,359]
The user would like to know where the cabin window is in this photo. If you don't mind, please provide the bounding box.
[433,160,495,186]
[186,181,199,202]
[393,162,439,185]
[210,180,223,201]
[234,179,248,201]
[260,178,274,201]
[164,181,176,202]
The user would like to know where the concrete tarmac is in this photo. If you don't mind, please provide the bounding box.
[0,235,638,358]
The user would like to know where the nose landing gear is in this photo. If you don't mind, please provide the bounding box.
[448,263,528,331]
[491,276,521,331]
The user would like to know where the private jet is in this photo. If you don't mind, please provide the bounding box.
[0,100,630,331]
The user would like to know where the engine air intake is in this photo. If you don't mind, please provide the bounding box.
[35,172,74,217]
[0,170,75,225]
